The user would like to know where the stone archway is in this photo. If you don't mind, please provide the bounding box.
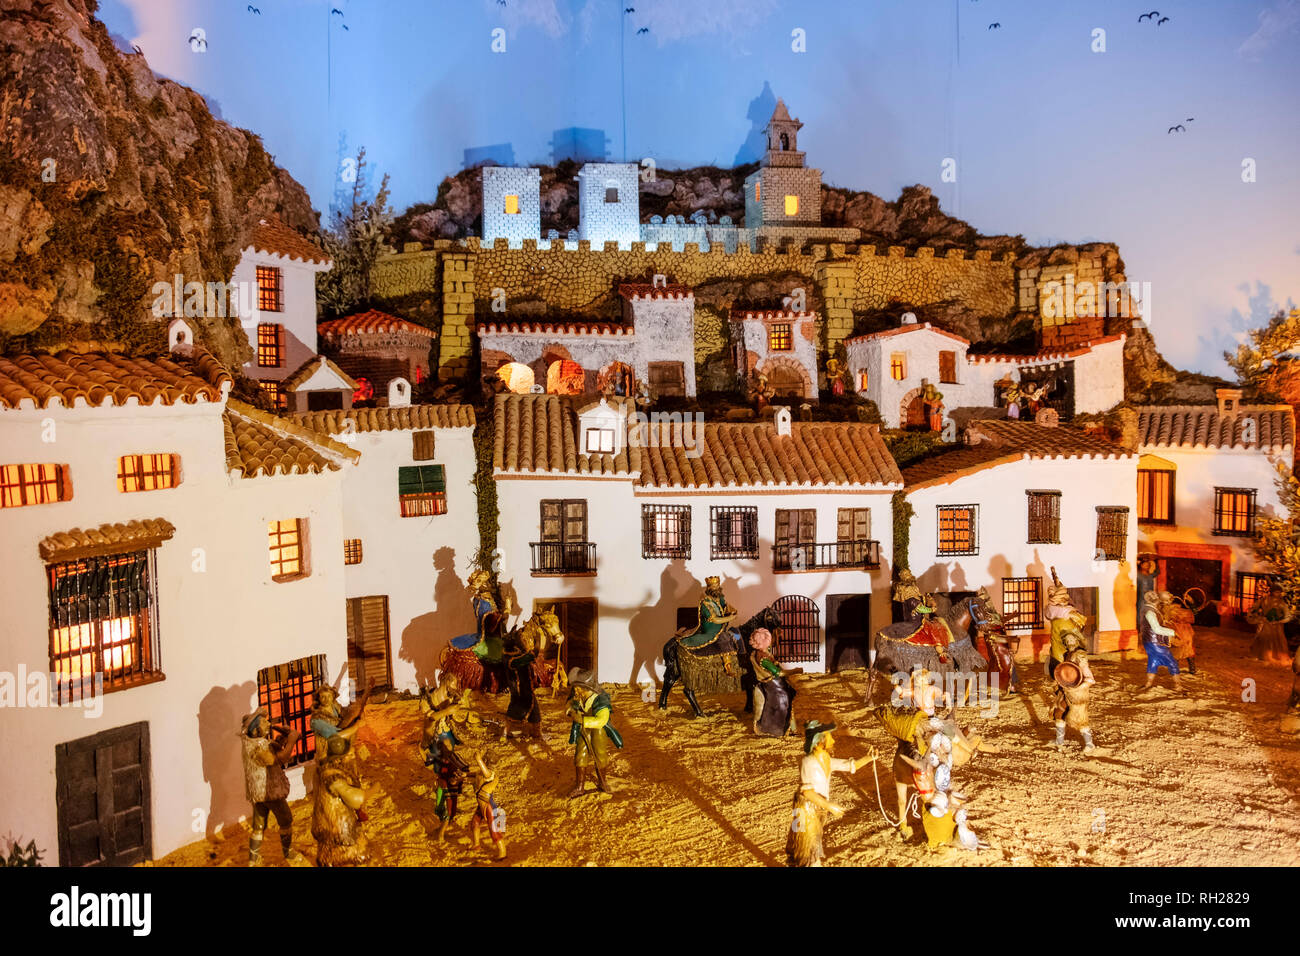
[899,387,925,427]
[757,356,813,400]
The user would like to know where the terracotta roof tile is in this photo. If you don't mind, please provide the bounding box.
[965,419,1132,457]
[39,518,177,562]
[844,322,971,347]
[318,310,437,339]
[224,400,359,478]
[618,283,694,300]
[966,334,1126,365]
[1137,405,1295,452]
[248,218,332,265]
[730,309,816,322]
[0,349,232,410]
[903,421,1133,490]
[493,393,640,477]
[292,404,476,434]
[638,421,902,489]
[478,320,633,337]
[281,355,359,392]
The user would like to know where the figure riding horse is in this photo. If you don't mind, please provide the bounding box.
[441,570,564,694]
[659,575,781,719]
[868,571,988,703]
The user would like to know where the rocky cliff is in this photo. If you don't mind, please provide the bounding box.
[0,0,320,366]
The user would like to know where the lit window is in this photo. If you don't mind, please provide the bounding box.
[259,380,287,412]
[642,504,690,559]
[343,539,363,565]
[585,428,615,454]
[504,194,519,215]
[398,465,447,517]
[48,551,160,702]
[1235,572,1276,615]
[937,505,977,556]
[269,519,307,580]
[710,506,758,560]
[890,353,907,380]
[257,323,284,368]
[256,266,283,312]
[0,463,69,508]
[117,454,178,493]
[257,655,326,766]
[1137,469,1175,524]
[1001,577,1042,632]
[858,369,869,391]
[768,324,793,351]
[1213,488,1256,536]
[784,195,798,216]
[755,182,761,201]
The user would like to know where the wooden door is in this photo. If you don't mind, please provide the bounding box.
[825,593,870,672]
[56,722,152,867]
[1165,559,1223,627]
[346,595,393,690]
[544,599,597,674]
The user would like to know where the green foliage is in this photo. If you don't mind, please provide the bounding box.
[891,491,914,575]
[2,838,43,867]
[882,429,947,469]
[1224,308,1300,396]
[471,411,500,581]
[317,147,394,318]
[1251,462,1300,613]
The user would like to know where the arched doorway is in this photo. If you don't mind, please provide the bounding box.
[757,357,813,400]
[771,595,821,665]
[496,362,535,393]
[546,359,585,395]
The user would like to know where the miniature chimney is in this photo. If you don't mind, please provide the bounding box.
[167,318,195,354]
[388,377,412,408]
[1216,387,1243,416]
[774,406,793,436]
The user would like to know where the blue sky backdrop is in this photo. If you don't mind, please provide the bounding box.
[100,0,1300,377]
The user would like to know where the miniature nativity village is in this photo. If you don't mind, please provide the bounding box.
[1,2,1299,871]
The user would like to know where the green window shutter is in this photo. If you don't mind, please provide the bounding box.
[398,465,445,495]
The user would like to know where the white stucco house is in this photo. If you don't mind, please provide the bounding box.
[844,317,1125,429]
[1135,389,1296,625]
[0,338,359,865]
[293,392,480,694]
[731,307,820,401]
[491,393,902,686]
[902,418,1139,657]
[232,218,337,412]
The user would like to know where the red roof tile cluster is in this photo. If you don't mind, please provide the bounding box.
[967,334,1125,365]
[1137,405,1295,452]
[319,310,437,339]
[494,393,639,477]
[844,323,971,347]
[0,350,232,410]
[478,320,633,337]
[618,283,693,300]
[223,400,359,478]
[247,218,332,265]
[39,519,177,562]
[638,420,902,490]
[730,309,816,322]
[293,404,476,435]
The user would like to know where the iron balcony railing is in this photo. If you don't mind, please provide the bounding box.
[530,541,597,575]
[773,539,881,572]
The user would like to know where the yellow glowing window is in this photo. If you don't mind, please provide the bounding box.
[768,323,793,351]
[1213,488,1256,536]
[504,194,520,215]
[117,454,178,493]
[0,463,68,508]
[755,182,761,201]
[784,195,798,216]
[890,353,906,380]
[858,369,869,390]
[269,519,306,580]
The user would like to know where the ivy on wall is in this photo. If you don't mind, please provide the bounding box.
[891,490,914,576]
[470,409,500,584]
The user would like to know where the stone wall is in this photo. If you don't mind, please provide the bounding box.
[373,238,1020,380]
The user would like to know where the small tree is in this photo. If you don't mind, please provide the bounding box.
[316,147,394,318]
[1252,461,1300,613]
[1224,307,1300,401]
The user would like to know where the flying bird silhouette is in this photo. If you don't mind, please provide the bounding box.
[1167,125,1186,133]
[1138,11,1159,22]
[637,26,649,34]
[625,6,635,11]
[988,22,1001,30]
[1158,16,1170,25]
[331,7,343,16]
[247,4,260,13]
[341,23,349,30]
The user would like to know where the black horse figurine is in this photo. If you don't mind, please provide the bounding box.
[659,605,782,719]
[868,594,988,703]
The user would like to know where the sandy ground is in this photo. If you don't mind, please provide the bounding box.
[156,626,1300,867]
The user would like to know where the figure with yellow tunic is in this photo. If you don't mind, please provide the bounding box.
[1044,567,1087,679]
[786,720,877,867]
[566,668,623,798]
